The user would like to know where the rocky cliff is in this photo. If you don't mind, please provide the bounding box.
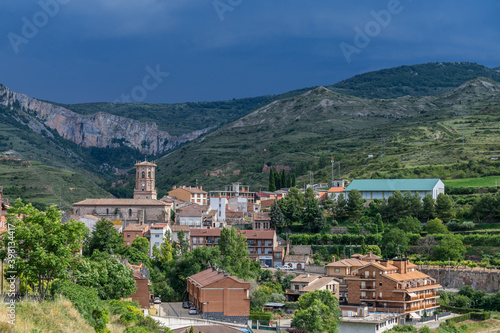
[0,84,212,155]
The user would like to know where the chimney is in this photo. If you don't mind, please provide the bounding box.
[379,260,389,267]
[306,274,310,278]
[331,256,336,263]
[392,259,408,274]
[173,185,176,189]
[200,186,203,190]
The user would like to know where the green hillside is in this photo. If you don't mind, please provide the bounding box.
[0,156,110,211]
[108,77,500,194]
[330,62,500,99]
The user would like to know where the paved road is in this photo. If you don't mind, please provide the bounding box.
[158,302,204,319]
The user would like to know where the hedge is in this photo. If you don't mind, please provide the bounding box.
[446,313,470,325]
[250,311,272,322]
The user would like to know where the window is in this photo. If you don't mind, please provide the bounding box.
[142,172,145,178]
[276,253,280,259]
[365,271,369,277]
[379,292,383,298]
[127,242,130,246]
[361,291,366,297]
[148,172,151,177]
[193,238,197,244]
[127,234,130,238]
[361,281,366,288]
[129,209,132,217]
[335,268,340,273]
[155,234,160,238]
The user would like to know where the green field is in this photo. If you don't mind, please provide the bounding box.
[444,176,500,187]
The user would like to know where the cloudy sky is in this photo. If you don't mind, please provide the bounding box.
[1,0,499,104]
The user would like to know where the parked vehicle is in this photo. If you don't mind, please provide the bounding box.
[278,265,292,271]
[189,308,198,315]
[154,297,161,304]
[182,301,190,309]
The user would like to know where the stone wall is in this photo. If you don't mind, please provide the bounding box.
[419,266,500,293]
[305,264,327,275]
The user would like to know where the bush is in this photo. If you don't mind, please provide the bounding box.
[446,313,471,325]
[470,312,491,320]
[50,279,109,331]
[250,311,272,324]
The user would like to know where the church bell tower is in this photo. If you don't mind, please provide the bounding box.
[133,161,157,200]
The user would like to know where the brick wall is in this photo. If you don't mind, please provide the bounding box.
[130,277,150,308]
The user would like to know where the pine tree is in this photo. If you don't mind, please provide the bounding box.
[280,170,286,190]
[270,202,285,232]
[268,168,276,192]
[291,173,296,188]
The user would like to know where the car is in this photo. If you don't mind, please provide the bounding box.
[278,265,292,271]
[153,297,161,304]
[261,264,269,268]
[182,301,190,309]
[189,308,198,315]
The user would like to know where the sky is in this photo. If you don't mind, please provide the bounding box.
[1,0,499,104]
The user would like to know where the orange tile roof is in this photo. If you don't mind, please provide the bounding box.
[302,276,338,292]
[73,199,170,206]
[124,223,149,232]
[328,187,346,193]
[292,274,321,283]
[386,271,432,282]
[150,223,170,229]
[253,212,271,221]
[170,186,207,194]
[238,229,275,240]
[190,228,222,237]
[171,225,191,232]
[326,258,368,267]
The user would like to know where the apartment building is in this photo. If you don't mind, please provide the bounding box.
[189,228,278,267]
[168,186,208,205]
[346,258,441,319]
[123,223,150,246]
[149,223,171,256]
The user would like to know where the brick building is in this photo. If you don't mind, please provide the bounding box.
[186,268,250,323]
[127,262,152,308]
[123,223,150,246]
[189,228,278,267]
[168,186,208,205]
[346,258,441,319]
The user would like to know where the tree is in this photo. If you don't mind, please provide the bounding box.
[155,239,175,267]
[424,218,448,234]
[471,194,499,222]
[435,194,454,222]
[433,235,466,261]
[375,213,384,232]
[302,196,325,233]
[396,216,422,233]
[387,191,406,222]
[360,239,367,255]
[72,251,136,300]
[416,236,438,258]
[174,230,189,258]
[280,170,286,190]
[291,173,296,187]
[381,228,409,258]
[366,245,382,257]
[218,227,257,279]
[421,193,435,221]
[292,290,341,333]
[270,202,285,232]
[2,200,87,298]
[268,168,276,192]
[333,193,348,221]
[347,189,364,222]
[278,187,304,227]
[84,218,124,256]
[122,237,151,268]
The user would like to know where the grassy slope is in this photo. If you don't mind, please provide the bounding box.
[444,176,500,187]
[0,157,110,211]
[0,297,95,333]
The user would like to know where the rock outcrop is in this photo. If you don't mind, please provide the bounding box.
[0,84,212,155]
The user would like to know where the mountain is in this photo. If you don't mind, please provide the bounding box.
[0,84,213,155]
[329,62,500,99]
[128,77,500,193]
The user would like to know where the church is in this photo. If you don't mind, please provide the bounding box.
[73,161,172,226]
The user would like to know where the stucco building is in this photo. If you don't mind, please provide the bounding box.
[286,273,339,301]
[344,179,445,201]
[168,186,208,205]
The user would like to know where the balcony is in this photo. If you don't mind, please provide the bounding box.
[360,286,375,290]
[404,303,438,312]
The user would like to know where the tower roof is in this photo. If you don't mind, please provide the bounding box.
[135,161,157,167]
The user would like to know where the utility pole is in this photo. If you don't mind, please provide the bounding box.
[331,157,334,187]
[338,161,342,179]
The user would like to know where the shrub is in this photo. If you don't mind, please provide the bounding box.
[446,313,471,325]
[50,279,109,331]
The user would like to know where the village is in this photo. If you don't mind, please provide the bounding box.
[3,160,498,332]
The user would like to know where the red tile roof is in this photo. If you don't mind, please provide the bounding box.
[150,223,170,229]
[124,223,149,232]
[73,199,170,206]
[187,268,245,287]
[328,187,346,193]
[238,229,275,240]
[253,212,271,221]
[190,228,222,237]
